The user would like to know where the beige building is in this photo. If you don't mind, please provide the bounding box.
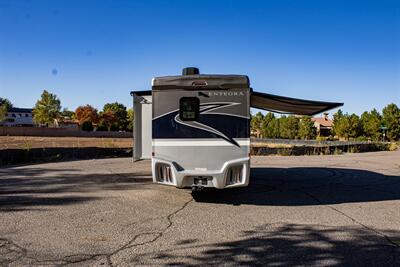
[311,112,333,137]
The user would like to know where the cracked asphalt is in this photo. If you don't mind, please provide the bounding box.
[1,150,400,266]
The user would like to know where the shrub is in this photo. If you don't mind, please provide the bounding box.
[348,145,360,153]
[81,121,93,132]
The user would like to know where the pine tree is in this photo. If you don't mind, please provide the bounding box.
[299,116,317,140]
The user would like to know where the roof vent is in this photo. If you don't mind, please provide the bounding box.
[182,67,199,76]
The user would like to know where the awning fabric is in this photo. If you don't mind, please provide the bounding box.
[250,91,343,116]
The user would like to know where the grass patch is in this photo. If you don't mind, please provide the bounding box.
[19,140,32,151]
[389,142,398,151]
[102,138,116,148]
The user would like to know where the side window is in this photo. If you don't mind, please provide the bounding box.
[179,97,199,121]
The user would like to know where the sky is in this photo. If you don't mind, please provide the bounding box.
[0,0,399,116]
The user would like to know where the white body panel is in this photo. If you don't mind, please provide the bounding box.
[133,95,152,160]
[151,139,250,189]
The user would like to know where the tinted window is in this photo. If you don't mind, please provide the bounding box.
[179,97,199,121]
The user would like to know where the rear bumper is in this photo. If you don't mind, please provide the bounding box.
[151,157,250,189]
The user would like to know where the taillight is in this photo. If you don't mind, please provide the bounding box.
[155,163,173,183]
[226,165,243,185]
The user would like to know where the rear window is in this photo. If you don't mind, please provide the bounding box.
[179,97,199,121]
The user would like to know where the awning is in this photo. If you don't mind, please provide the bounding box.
[250,91,343,116]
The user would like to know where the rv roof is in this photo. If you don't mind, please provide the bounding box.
[152,74,250,90]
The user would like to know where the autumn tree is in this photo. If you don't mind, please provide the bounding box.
[298,116,317,139]
[99,110,118,131]
[75,105,99,129]
[382,103,400,141]
[103,102,128,131]
[33,90,61,126]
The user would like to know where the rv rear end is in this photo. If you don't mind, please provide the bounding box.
[151,68,251,189]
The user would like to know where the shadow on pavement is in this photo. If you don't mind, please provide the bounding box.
[192,167,400,206]
[2,165,399,211]
[146,223,399,266]
[0,167,152,212]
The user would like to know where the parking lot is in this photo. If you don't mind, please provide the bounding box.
[1,151,399,266]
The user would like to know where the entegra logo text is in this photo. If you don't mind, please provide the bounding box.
[207,91,245,97]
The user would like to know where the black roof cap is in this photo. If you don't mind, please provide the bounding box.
[130,90,152,96]
[8,107,33,113]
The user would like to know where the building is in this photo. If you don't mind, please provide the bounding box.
[250,128,262,138]
[1,107,34,126]
[54,119,79,130]
[311,112,333,137]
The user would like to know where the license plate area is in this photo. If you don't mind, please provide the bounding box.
[193,177,209,186]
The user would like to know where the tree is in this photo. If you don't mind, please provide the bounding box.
[268,117,281,138]
[0,98,12,108]
[33,90,61,126]
[278,116,287,138]
[0,98,12,122]
[250,112,264,135]
[382,103,400,141]
[347,114,361,138]
[333,110,361,140]
[360,109,382,141]
[99,110,118,131]
[81,121,94,132]
[279,115,299,139]
[0,106,6,122]
[261,112,276,138]
[126,108,134,132]
[103,102,128,131]
[333,110,347,139]
[61,108,75,120]
[299,116,317,139]
[75,105,99,128]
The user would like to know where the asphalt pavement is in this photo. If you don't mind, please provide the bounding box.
[1,150,399,266]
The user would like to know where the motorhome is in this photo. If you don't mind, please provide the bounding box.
[131,67,342,190]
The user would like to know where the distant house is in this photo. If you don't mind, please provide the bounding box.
[312,112,333,137]
[250,128,262,138]
[1,107,34,126]
[54,119,79,130]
